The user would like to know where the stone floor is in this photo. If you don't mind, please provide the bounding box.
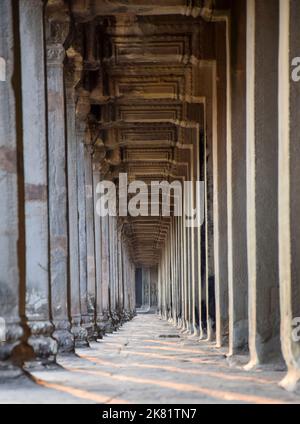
[1,314,300,404]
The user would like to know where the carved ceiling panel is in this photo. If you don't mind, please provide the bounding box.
[69,2,215,266]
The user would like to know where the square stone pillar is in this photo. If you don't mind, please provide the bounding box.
[76,120,94,339]
[246,0,281,368]
[93,164,104,337]
[117,228,125,321]
[84,142,97,338]
[214,22,229,347]
[0,0,33,374]
[65,59,88,348]
[45,5,74,353]
[101,214,113,332]
[123,246,130,319]
[278,0,300,391]
[109,217,120,329]
[141,268,148,309]
[227,0,249,356]
[108,216,117,329]
[20,0,58,362]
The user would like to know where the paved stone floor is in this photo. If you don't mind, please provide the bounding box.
[1,314,300,404]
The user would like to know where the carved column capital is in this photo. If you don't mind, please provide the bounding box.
[45,0,70,66]
[46,44,66,66]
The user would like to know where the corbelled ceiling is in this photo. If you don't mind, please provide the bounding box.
[70,1,217,266]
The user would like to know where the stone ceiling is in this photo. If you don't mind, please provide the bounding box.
[69,1,216,266]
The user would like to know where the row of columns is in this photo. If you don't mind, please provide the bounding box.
[0,0,135,373]
[158,0,300,391]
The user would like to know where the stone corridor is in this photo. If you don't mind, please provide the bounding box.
[1,314,300,404]
[1,0,300,404]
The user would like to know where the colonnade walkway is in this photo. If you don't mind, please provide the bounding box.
[1,314,300,404]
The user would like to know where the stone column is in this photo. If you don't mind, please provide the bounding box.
[92,154,104,337]
[177,217,183,327]
[76,119,92,338]
[199,130,207,340]
[186,202,192,333]
[17,0,58,363]
[143,268,151,309]
[246,0,281,368]
[45,4,74,353]
[180,216,186,329]
[227,0,248,356]
[171,220,177,323]
[108,216,117,328]
[101,213,112,332]
[157,263,162,316]
[110,217,120,328]
[278,0,300,391]
[115,220,121,322]
[190,178,198,336]
[166,238,171,320]
[161,247,167,319]
[84,141,97,338]
[128,262,135,317]
[125,245,133,318]
[117,226,125,321]
[122,243,130,318]
[214,23,229,347]
[65,56,88,347]
[0,0,33,373]
[182,200,188,330]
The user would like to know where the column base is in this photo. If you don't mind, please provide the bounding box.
[110,311,122,331]
[95,315,107,339]
[52,320,74,354]
[199,323,206,340]
[279,368,300,392]
[87,313,98,341]
[199,330,207,341]
[81,314,95,341]
[95,311,114,335]
[119,311,127,325]
[27,319,57,364]
[71,316,89,348]
[95,310,135,339]
[229,320,249,356]
[0,322,34,376]
[0,364,25,381]
[181,320,192,334]
[191,324,200,337]
[123,310,134,322]
[102,311,115,333]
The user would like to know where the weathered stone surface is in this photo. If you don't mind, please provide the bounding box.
[227,0,248,356]
[0,0,33,372]
[1,315,300,404]
[2,0,300,401]
[278,0,300,391]
[246,0,281,368]
[46,4,74,354]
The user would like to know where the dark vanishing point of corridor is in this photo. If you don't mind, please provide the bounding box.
[1,314,300,404]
